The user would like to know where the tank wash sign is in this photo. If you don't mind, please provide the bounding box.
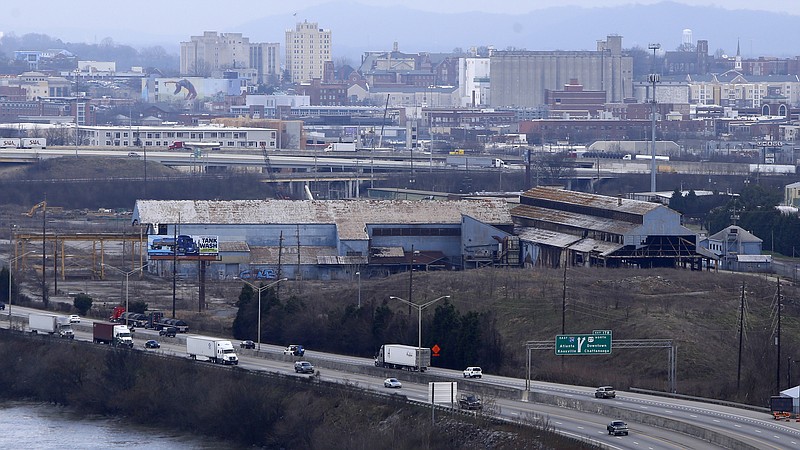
[196,236,219,255]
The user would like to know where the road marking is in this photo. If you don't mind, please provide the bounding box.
[713,419,720,423]
[577,426,584,430]
[734,424,741,428]
[689,414,698,418]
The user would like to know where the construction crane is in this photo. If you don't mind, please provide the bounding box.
[262,147,288,199]
[26,200,46,217]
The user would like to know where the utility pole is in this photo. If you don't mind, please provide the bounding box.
[737,282,745,390]
[648,43,661,194]
[777,278,782,393]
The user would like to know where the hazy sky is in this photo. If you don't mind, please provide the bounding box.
[0,0,796,48]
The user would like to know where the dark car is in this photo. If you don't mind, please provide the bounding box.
[159,327,177,337]
[607,420,629,436]
[240,340,256,349]
[458,393,483,410]
[144,340,160,349]
[0,302,5,310]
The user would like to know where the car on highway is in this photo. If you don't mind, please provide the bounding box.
[159,326,177,337]
[607,420,629,436]
[0,302,5,310]
[144,340,160,349]
[463,366,482,378]
[127,152,140,158]
[68,314,81,323]
[458,393,482,410]
[595,386,616,399]
[240,340,255,349]
[294,361,315,374]
[383,377,402,388]
[283,344,305,356]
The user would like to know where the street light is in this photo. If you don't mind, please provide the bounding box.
[355,271,361,308]
[7,250,36,323]
[389,295,450,350]
[102,262,148,327]
[239,277,288,351]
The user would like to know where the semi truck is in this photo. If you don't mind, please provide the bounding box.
[0,138,20,148]
[92,322,134,348]
[29,313,74,338]
[20,138,46,149]
[323,142,357,152]
[186,336,239,365]
[445,156,506,169]
[149,235,199,255]
[374,344,431,372]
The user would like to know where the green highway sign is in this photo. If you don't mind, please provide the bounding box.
[555,334,612,355]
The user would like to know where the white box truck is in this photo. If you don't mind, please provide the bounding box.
[186,336,239,365]
[29,313,74,339]
[374,344,431,372]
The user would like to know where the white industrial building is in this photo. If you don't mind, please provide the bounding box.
[80,124,277,149]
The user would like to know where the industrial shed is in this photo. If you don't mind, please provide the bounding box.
[132,199,514,280]
[511,186,710,269]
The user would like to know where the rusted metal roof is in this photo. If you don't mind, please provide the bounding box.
[521,186,661,216]
[133,199,512,241]
[510,204,639,235]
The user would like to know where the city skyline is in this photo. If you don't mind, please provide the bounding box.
[0,1,798,60]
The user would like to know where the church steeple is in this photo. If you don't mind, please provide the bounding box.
[735,38,742,71]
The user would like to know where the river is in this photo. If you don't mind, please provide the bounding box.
[0,401,231,449]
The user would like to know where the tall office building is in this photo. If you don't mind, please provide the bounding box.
[181,31,279,84]
[285,20,332,83]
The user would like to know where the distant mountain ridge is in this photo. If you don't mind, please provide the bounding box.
[236,1,800,62]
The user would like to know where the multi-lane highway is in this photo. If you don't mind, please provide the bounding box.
[6,305,798,449]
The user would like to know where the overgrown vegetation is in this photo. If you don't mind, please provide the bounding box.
[0,333,595,449]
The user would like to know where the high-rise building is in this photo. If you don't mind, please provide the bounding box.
[285,20,332,84]
[180,31,279,85]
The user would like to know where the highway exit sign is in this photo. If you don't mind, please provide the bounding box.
[555,334,612,355]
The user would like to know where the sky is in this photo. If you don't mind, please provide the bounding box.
[0,0,797,49]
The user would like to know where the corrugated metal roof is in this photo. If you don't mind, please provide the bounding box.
[317,255,369,265]
[707,226,762,243]
[515,227,581,248]
[568,238,624,256]
[134,199,512,241]
[220,241,250,252]
[510,204,639,235]
[736,254,771,263]
[249,246,337,265]
[521,186,661,216]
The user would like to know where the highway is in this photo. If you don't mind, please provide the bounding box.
[6,305,799,449]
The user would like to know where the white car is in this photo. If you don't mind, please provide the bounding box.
[383,377,402,388]
[68,315,81,324]
[463,366,482,378]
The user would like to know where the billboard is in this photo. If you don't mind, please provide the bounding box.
[143,77,244,103]
[147,235,218,256]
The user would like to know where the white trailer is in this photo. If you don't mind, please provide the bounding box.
[446,156,505,168]
[20,138,46,149]
[323,142,356,152]
[186,335,239,365]
[375,344,431,372]
[0,138,20,148]
[29,313,74,338]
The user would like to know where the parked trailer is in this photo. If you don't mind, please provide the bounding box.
[186,335,239,365]
[92,322,134,348]
[29,313,74,338]
[374,344,431,372]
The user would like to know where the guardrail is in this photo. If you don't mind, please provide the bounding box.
[628,386,770,413]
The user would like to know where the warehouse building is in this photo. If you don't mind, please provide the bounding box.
[132,198,515,281]
[511,186,713,269]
